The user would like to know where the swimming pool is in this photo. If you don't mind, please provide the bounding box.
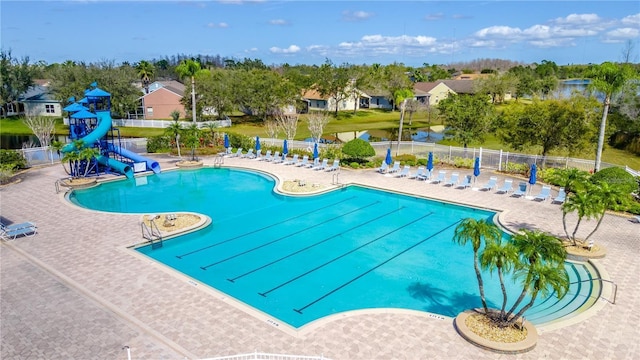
[69,168,597,329]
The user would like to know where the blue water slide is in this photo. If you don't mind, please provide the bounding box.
[96,155,133,179]
[111,145,161,174]
[61,111,133,178]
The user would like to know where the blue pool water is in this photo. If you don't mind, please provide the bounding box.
[69,168,595,328]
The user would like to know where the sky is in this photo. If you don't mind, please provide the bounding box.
[1,0,639,67]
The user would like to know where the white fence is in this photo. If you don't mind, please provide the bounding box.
[10,138,640,177]
[63,117,232,129]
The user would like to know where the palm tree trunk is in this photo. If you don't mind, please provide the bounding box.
[571,217,583,244]
[594,95,611,172]
[562,211,571,243]
[474,255,489,313]
[508,292,539,326]
[191,75,197,122]
[584,212,606,242]
[497,268,508,319]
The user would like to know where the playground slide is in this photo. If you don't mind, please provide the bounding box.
[61,111,134,179]
[111,146,161,174]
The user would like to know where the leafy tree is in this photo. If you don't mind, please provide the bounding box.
[0,50,36,117]
[561,181,601,245]
[183,123,201,161]
[474,73,517,104]
[452,218,502,314]
[545,168,590,194]
[587,62,638,171]
[176,59,202,122]
[498,96,599,157]
[165,120,183,158]
[341,138,375,161]
[589,166,638,195]
[314,59,351,116]
[438,94,495,148]
[195,68,234,119]
[383,63,413,110]
[583,180,631,244]
[23,114,57,148]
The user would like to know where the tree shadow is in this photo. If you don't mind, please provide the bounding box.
[407,281,502,317]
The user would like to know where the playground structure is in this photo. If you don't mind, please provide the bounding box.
[60,84,160,179]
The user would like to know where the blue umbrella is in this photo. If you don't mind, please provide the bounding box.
[223,134,230,149]
[255,136,261,151]
[313,143,319,159]
[473,157,481,182]
[427,152,434,178]
[528,163,537,195]
[283,139,289,156]
[385,148,393,165]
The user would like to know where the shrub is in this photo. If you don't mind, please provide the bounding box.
[452,157,474,169]
[0,164,14,184]
[0,149,27,170]
[320,144,343,160]
[146,135,171,153]
[590,166,638,195]
[341,138,375,159]
[394,154,418,166]
[228,133,254,151]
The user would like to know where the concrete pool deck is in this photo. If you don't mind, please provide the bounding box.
[1,154,639,359]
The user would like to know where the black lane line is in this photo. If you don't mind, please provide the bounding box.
[258,212,435,297]
[227,207,404,283]
[176,196,357,259]
[293,219,463,314]
[200,201,382,270]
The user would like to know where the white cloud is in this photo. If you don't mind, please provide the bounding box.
[342,10,374,21]
[475,26,522,38]
[603,27,640,42]
[269,19,288,26]
[552,13,601,25]
[269,45,300,54]
[207,22,229,28]
[424,13,444,21]
[621,13,640,26]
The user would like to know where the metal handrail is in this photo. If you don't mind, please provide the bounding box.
[570,278,618,304]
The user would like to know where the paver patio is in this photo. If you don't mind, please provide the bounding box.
[1,154,639,359]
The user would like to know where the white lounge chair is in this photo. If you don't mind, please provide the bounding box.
[258,150,271,161]
[242,149,254,159]
[444,172,459,187]
[512,182,528,198]
[409,166,426,180]
[533,186,552,202]
[284,154,299,165]
[480,176,498,191]
[313,158,329,170]
[228,147,243,158]
[456,175,472,189]
[326,159,340,172]
[496,179,513,194]
[267,151,279,162]
[396,165,410,178]
[387,161,401,174]
[431,170,446,184]
[296,155,309,167]
[377,162,389,173]
[307,158,320,168]
[0,221,37,240]
[552,187,566,204]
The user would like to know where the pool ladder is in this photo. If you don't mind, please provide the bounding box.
[141,219,163,249]
[213,154,224,168]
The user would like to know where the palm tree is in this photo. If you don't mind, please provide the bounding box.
[136,60,155,94]
[479,237,519,320]
[165,120,183,159]
[509,261,569,325]
[505,229,566,322]
[453,218,502,314]
[588,62,636,172]
[184,123,201,161]
[583,180,631,244]
[176,59,202,122]
[546,168,590,195]
[561,184,602,245]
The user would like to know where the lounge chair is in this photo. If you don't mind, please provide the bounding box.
[326,159,340,172]
[228,147,243,158]
[409,166,425,180]
[512,182,528,198]
[444,172,459,187]
[284,154,299,165]
[307,158,320,169]
[296,155,309,167]
[631,216,640,223]
[387,161,401,174]
[396,165,410,178]
[533,186,552,202]
[431,170,446,184]
[258,150,271,161]
[377,162,389,173]
[242,149,255,159]
[480,176,498,191]
[456,175,472,189]
[552,187,566,204]
[1,221,37,240]
[313,158,329,170]
[496,179,513,194]
[267,151,279,162]
[273,152,285,164]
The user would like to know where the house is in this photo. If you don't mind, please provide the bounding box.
[138,81,186,120]
[13,80,62,117]
[413,81,458,106]
[301,85,370,113]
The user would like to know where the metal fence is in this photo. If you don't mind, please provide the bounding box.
[11,138,640,177]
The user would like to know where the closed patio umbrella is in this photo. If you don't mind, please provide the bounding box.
[224,134,229,149]
[283,139,289,156]
[528,163,537,195]
[385,148,393,165]
[255,136,261,151]
[427,152,434,178]
[313,143,319,160]
[473,157,480,183]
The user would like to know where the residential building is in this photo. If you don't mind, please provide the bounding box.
[138,81,186,120]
